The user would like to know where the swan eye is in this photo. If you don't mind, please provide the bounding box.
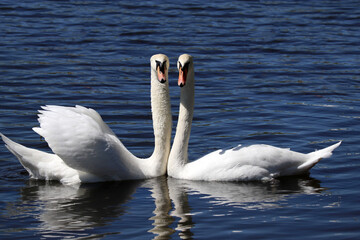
[183,62,190,71]
[178,62,190,71]
[156,60,166,74]
[155,60,167,84]
[178,61,182,70]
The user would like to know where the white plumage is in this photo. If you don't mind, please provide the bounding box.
[1,54,172,184]
[167,54,341,181]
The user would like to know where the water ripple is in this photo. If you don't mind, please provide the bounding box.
[0,0,359,239]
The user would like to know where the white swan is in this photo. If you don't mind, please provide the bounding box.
[1,54,172,185]
[167,54,341,181]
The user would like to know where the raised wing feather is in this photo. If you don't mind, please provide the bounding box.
[33,105,141,180]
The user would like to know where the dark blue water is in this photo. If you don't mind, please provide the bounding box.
[1,0,359,239]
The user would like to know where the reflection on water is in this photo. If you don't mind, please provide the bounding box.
[4,176,324,239]
[169,176,324,210]
[0,0,358,238]
[12,180,141,238]
[145,177,175,239]
[166,176,324,239]
[168,178,195,239]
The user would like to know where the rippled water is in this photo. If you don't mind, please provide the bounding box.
[1,1,359,239]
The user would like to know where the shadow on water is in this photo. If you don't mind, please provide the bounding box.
[3,175,324,239]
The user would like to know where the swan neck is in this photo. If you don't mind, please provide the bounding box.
[168,70,195,175]
[148,69,172,176]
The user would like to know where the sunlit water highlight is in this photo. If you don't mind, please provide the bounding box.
[1,1,359,239]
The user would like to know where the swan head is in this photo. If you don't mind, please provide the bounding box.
[150,54,169,84]
[177,54,193,87]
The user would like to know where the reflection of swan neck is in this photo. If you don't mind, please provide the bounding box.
[147,177,174,239]
[149,68,172,176]
[168,69,194,176]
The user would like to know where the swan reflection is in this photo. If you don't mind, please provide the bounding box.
[18,180,141,237]
[166,175,324,238]
[143,177,175,239]
[10,176,324,239]
[168,176,324,210]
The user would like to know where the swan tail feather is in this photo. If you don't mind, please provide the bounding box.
[1,132,45,177]
[0,133,80,183]
[298,141,342,171]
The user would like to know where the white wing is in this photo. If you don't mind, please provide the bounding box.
[183,142,341,181]
[33,105,143,180]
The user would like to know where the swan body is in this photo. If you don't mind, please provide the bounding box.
[1,54,172,185]
[167,54,341,181]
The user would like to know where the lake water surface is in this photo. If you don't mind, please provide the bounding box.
[1,1,359,239]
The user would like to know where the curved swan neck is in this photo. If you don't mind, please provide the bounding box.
[148,68,172,176]
[168,68,195,175]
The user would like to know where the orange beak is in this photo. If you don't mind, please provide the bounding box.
[157,66,166,83]
[178,67,187,87]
